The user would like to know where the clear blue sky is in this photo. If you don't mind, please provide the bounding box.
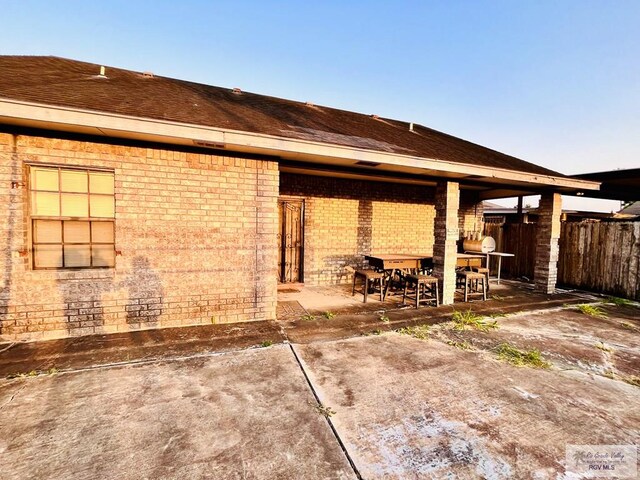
[2,1,638,211]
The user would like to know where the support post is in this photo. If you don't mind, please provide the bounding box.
[433,181,460,305]
[534,192,562,294]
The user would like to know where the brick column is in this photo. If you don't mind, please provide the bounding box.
[433,181,460,304]
[534,192,562,294]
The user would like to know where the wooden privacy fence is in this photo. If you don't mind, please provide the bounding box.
[483,223,537,280]
[484,221,640,299]
[558,222,640,300]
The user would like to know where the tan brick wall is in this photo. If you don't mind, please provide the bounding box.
[0,131,279,341]
[280,173,436,285]
[459,190,484,240]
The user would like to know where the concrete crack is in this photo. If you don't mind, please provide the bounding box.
[0,383,27,412]
[288,343,363,480]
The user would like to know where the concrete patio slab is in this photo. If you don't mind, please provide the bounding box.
[295,333,640,479]
[0,320,283,378]
[430,303,640,380]
[0,345,356,480]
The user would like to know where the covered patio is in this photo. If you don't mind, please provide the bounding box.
[277,158,598,316]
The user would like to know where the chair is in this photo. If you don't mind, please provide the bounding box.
[402,274,439,308]
[352,269,385,303]
[456,271,487,302]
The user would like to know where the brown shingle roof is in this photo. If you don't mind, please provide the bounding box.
[0,55,562,177]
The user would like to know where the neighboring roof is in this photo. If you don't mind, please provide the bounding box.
[482,201,507,209]
[0,55,563,178]
[571,168,640,201]
[482,201,532,215]
[620,201,640,215]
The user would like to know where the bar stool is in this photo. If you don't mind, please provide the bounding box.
[352,269,385,303]
[456,271,487,302]
[472,266,490,292]
[403,274,439,308]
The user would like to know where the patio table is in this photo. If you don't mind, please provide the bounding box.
[364,254,433,299]
[456,253,485,269]
[487,252,515,284]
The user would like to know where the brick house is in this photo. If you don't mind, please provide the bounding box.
[0,56,599,341]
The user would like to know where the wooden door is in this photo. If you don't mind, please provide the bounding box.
[278,200,304,283]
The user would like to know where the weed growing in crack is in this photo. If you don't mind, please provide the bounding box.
[322,311,336,320]
[309,401,336,418]
[260,340,273,348]
[397,325,430,340]
[496,343,551,368]
[300,314,316,322]
[577,304,608,319]
[623,376,640,388]
[452,310,499,332]
[594,342,613,353]
[447,340,473,350]
[379,314,390,323]
[7,370,38,379]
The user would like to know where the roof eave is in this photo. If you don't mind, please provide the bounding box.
[0,98,600,192]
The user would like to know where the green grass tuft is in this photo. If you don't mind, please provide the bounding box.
[446,340,473,350]
[604,296,633,307]
[260,340,273,348]
[577,304,608,319]
[397,324,430,340]
[452,309,499,331]
[322,311,335,320]
[496,343,551,368]
[300,314,316,322]
[379,314,390,323]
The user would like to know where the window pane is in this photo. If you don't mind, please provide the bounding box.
[60,170,88,193]
[31,168,59,191]
[31,192,60,216]
[90,195,115,218]
[34,220,62,243]
[34,244,63,268]
[64,221,90,243]
[91,222,114,243]
[92,244,115,267]
[61,193,89,217]
[89,172,114,194]
[64,244,91,267]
